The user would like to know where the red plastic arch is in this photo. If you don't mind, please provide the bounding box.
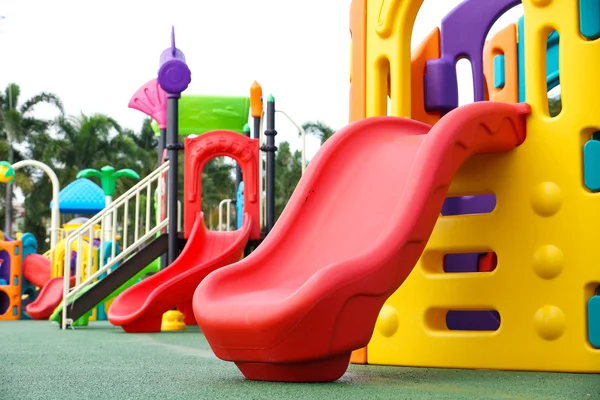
[184,130,260,240]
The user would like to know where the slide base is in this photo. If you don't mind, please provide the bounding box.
[235,353,351,383]
[161,310,186,331]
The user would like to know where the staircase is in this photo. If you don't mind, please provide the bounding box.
[59,161,171,329]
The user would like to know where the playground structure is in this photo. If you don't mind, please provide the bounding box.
[0,160,148,323]
[0,160,59,321]
[349,0,600,374]
[3,0,597,387]
[50,28,307,331]
[190,0,600,382]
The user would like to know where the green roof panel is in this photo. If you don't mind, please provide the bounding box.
[151,95,250,136]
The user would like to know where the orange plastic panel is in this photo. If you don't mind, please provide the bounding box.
[350,347,367,364]
[0,239,22,320]
[483,23,518,103]
[349,0,367,122]
[250,81,263,118]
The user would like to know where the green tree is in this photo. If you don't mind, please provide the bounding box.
[549,95,561,117]
[201,157,236,229]
[45,113,121,182]
[274,142,303,220]
[21,115,153,251]
[301,121,336,145]
[0,83,64,145]
[124,117,158,175]
[0,83,64,235]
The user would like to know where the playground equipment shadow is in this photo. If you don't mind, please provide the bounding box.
[1,321,597,400]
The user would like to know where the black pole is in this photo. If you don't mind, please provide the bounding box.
[263,95,277,233]
[157,26,191,265]
[158,128,166,165]
[236,124,251,189]
[166,98,180,264]
[253,116,261,140]
[158,128,167,269]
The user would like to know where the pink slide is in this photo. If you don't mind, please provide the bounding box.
[108,215,252,332]
[192,102,529,382]
[23,254,74,320]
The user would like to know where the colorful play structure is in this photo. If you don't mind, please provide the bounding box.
[189,0,598,381]
[4,0,599,386]
[0,164,150,324]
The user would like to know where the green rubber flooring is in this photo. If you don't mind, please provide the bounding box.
[1,321,598,400]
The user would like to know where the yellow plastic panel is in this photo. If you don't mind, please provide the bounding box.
[365,0,424,118]
[368,0,600,372]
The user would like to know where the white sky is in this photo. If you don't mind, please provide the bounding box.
[0,0,523,160]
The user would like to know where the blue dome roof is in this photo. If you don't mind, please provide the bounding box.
[50,178,105,214]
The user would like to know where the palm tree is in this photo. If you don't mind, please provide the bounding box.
[126,118,158,166]
[46,113,123,183]
[301,121,336,145]
[77,166,140,238]
[31,114,147,248]
[0,83,64,145]
[0,83,64,235]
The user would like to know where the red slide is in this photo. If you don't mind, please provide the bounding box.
[22,254,51,288]
[23,254,74,320]
[108,214,252,332]
[26,277,65,320]
[193,102,529,382]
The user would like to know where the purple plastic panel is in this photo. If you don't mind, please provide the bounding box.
[70,251,78,276]
[0,250,10,316]
[157,27,191,97]
[0,250,10,284]
[447,310,501,330]
[0,289,8,315]
[444,253,482,273]
[424,0,522,113]
[441,194,496,216]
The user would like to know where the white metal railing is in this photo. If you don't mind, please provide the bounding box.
[218,199,234,231]
[60,161,170,329]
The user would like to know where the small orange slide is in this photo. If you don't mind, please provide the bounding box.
[192,102,529,382]
[23,254,74,320]
[108,215,252,332]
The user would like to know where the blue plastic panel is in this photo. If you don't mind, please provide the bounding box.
[583,138,600,191]
[494,55,506,89]
[588,295,600,348]
[236,182,244,230]
[580,0,600,40]
[517,17,560,101]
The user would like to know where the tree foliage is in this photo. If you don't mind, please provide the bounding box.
[301,121,336,145]
[275,142,303,219]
